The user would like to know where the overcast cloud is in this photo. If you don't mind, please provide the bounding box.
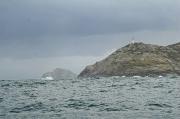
[0,0,179,79]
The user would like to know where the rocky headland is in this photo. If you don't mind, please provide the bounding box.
[79,42,180,78]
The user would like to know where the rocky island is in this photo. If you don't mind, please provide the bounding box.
[41,68,77,80]
[79,42,180,78]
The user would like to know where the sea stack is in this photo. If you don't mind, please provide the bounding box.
[42,68,77,80]
[79,42,180,78]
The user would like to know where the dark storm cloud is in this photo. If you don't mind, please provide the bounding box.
[0,0,179,39]
[0,0,179,58]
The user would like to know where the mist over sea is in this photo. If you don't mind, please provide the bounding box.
[0,77,180,119]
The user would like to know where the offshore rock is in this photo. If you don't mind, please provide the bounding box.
[42,68,77,80]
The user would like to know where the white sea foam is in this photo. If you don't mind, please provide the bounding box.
[133,76,141,78]
[41,76,54,80]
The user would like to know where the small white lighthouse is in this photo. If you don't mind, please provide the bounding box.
[130,36,135,44]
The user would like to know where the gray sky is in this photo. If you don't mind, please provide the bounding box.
[0,0,180,79]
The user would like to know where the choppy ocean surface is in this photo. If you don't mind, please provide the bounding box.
[0,77,180,119]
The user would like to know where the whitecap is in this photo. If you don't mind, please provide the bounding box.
[41,76,54,80]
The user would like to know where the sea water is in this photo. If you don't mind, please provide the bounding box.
[0,77,180,119]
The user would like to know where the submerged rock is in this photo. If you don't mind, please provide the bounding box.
[42,68,77,80]
[79,42,180,78]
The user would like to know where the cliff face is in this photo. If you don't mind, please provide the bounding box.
[79,42,180,78]
[42,68,77,80]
